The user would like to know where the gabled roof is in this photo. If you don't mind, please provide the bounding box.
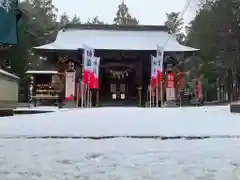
[33,24,199,52]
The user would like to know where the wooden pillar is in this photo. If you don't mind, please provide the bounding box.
[55,56,67,108]
[96,89,99,107]
[28,75,34,107]
[137,58,143,106]
[177,72,185,106]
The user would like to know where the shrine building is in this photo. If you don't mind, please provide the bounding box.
[33,24,199,106]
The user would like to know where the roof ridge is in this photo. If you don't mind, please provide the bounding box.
[64,24,169,32]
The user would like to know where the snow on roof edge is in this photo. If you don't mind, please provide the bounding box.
[26,70,58,74]
[0,69,19,79]
[33,43,199,52]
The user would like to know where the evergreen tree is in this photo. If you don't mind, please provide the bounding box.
[187,0,240,99]
[71,14,81,24]
[164,12,185,44]
[113,1,138,25]
[59,13,70,27]
[86,16,105,24]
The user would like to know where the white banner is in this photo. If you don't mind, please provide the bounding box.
[151,55,157,78]
[92,57,100,78]
[65,71,75,99]
[82,44,95,71]
[156,45,164,72]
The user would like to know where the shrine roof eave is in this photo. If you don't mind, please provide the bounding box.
[32,27,199,52]
[33,42,199,52]
[32,43,76,53]
[0,69,19,79]
[26,70,58,75]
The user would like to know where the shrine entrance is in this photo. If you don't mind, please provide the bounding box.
[99,62,138,106]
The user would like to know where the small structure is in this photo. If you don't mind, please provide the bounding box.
[230,101,240,113]
[26,70,63,107]
[33,24,199,106]
[0,68,19,108]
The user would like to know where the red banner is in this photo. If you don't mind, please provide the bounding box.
[151,71,163,89]
[196,78,203,101]
[179,74,184,90]
[84,70,94,88]
[91,57,100,89]
[91,75,99,89]
[83,45,95,89]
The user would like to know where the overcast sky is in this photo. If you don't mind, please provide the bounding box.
[52,0,199,27]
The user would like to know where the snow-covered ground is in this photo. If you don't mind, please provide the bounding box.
[14,106,65,112]
[0,138,240,179]
[0,106,240,138]
[1,106,240,179]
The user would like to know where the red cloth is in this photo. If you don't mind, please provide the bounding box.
[179,75,184,90]
[92,76,99,89]
[196,78,203,100]
[151,71,163,89]
[84,70,94,88]
[65,95,74,101]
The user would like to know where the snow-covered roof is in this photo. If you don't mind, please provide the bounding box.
[0,69,19,79]
[26,70,58,74]
[33,24,199,52]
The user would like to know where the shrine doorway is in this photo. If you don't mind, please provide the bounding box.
[99,64,138,106]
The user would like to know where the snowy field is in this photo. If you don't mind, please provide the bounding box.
[0,106,240,138]
[1,138,240,179]
[0,106,240,179]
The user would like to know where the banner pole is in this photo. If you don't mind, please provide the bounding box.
[160,80,164,107]
[81,81,84,108]
[86,85,88,108]
[84,84,87,107]
[150,54,153,108]
[146,87,149,106]
[96,89,99,107]
[152,88,155,107]
[149,84,152,108]
[156,74,159,107]
[81,51,85,107]
[89,90,92,108]
[76,82,79,108]
[87,85,90,108]
[180,90,182,108]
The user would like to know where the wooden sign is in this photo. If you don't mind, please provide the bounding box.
[65,71,75,100]
[166,72,176,101]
